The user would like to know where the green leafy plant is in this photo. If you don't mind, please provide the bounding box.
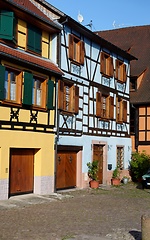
[129,151,150,181]
[112,167,120,179]
[87,160,99,181]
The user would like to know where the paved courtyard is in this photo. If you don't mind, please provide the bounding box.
[0,183,149,240]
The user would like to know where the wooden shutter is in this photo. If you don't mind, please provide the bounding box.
[0,11,15,41]
[47,80,54,110]
[0,65,5,100]
[100,52,105,73]
[96,92,101,117]
[80,41,85,65]
[115,60,119,79]
[109,96,114,119]
[28,25,41,54]
[73,86,79,114]
[58,80,64,110]
[69,34,74,60]
[17,72,23,104]
[123,64,127,82]
[123,100,127,122]
[109,57,114,77]
[23,72,33,105]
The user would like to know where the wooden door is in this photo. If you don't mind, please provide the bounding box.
[93,145,103,184]
[56,152,76,189]
[9,149,34,196]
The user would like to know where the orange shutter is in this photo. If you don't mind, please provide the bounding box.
[96,92,101,117]
[17,72,23,104]
[123,100,127,122]
[58,80,64,110]
[69,34,74,60]
[80,41,85,65]
[100,52,105,73]
[109,96,114,119]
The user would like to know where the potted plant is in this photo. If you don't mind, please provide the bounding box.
[122,176,129,184]
[111,167,120,186]
[87,160,99,189]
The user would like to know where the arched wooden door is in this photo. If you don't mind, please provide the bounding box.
[56,152,76,189]
[93,145,103,184]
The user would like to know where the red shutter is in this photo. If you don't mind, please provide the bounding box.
[109,96,114,119]
[96,92,101,117]
[115,60,119,79]
[80,41,85,65]
[69,34,74,60]
[58,80,64,110]
[123,64,127,82]
[109,57,114,77]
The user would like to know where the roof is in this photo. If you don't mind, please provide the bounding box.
[0,43,63,76]
[4,0,62,30]
[95,26,150,104]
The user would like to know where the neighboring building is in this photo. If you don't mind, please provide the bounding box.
[37,1,136,189]
[96,26,150,154]
[0,0,63,199]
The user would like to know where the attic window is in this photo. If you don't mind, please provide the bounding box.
[130,76,137,91]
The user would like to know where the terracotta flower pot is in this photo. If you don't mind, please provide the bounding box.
[111,178,120,186]
[89,180,99,189]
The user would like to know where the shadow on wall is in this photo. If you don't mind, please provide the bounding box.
[129,230,141,240]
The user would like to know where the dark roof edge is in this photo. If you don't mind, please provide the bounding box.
[5,0,63,30]
[61,16,137,61]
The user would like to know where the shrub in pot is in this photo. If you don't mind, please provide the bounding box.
[87,160,99,189]
[111,167,120,186]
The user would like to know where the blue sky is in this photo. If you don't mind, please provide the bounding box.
[47,0,150,31]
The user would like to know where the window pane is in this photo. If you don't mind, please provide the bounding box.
[10,72,16,101]
[4,70,8,99]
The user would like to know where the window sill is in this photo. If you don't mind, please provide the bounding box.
[70,59,83,66]
[116,78,126,84]
[2,100,22,108]
[58,109,76,116]
[101,73,112,78]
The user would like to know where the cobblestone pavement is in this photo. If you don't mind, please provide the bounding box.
[0,183,150,240]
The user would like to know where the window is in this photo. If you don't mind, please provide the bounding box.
[58,80,79,114]
[130,76,137,91]
[69,34,84,65]
[115,60,126,82]
[23,72,54,110]
[117,146,124,170]
[100,52,113,77]
[116,97,127,123]
[0,65,22,104]
[96,91,114,119]
[0,10,16,42]
[27,24,42,54]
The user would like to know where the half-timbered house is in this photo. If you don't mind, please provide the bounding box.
[96,26,150,154]
[35,1,136,189]
[0,0,63,200]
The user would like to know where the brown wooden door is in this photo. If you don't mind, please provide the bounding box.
[56,152,76,189]
[9,149,34,196]
[93,145,103,184]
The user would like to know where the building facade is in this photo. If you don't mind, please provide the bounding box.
[0,0,63,199]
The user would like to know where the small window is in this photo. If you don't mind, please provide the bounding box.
[116,97,127,123]
[115,60,126,82]
[0,66,22,104]
[100,52,113,77]
[117,146,124,170]
[96,91,114,119]
[27,24,42,55]
[23,72,54,110]
[69,34,84,65]
[58,80,79,114]
[130,76,137,91]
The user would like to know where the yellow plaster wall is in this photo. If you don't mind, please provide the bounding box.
[0,130,55,179]
[138,145,150,155]
[17,19,27,49]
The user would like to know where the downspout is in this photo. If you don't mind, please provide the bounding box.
[54,31,61,193]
